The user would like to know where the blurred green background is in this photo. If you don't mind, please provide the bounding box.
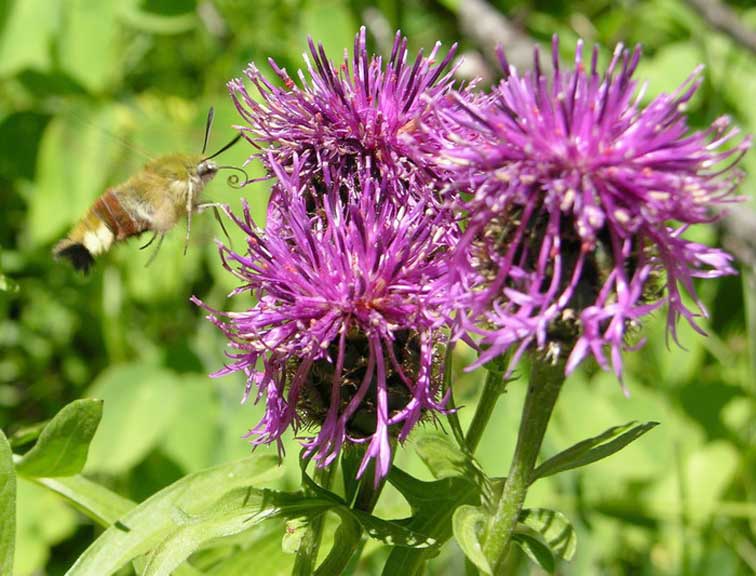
[0,0,754,574]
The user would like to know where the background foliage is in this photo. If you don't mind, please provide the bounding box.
[0,0,754,574]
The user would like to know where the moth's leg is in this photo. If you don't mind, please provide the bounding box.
[196,202,233,246]
[195,202,226,213]
[184,182,194,256]
[213,206,233,246]
[144,234,165,267]
[139,231,159,250]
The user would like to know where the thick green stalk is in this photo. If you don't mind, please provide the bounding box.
[353,446,393,513]
[466,369,509,454]
[293,462,338,576]
[482,357,565,572]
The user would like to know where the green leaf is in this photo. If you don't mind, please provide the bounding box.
[518,508,577,561]
[0,0,59,76]
[383,467,480,576]
[14,478,78,576]
[119,0,197,34]
[27,473,201,576]
[59,0,121,92]
[531,421,659,483]
[66,455,282,576]
[441,345,467,451]
[415,432,492,504]
[160,374,220,471]
[8,421,47,449]
[28,105,122,247]
[0,430,16,575]
[415,433,470,480]
[282,517,308,555]
[313,513,361,576]
[511,531,555,574]
[205,522,294,575]
[0,271,18,293]
[452,505,492,575]
[85,364,180,473]
[15,399,103,477]
[351,510,436,549]
[141,487,287,576]
[340,448,362,506]
[30,473,134,526]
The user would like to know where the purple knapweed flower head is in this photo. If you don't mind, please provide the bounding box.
[439,36,751,383]
[193,162,455,481]
[228,26,462,201]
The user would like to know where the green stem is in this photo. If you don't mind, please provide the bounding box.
[353,446,393,513]
[293,462,338,576]
[466,369,509,454]
[482,356,565,572]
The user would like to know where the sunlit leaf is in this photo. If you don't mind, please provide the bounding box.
[0,430,16,575]
[30,473,134,526]
[85,364,180,473]
[27,472,200,576]
[452,505,492,575]
[15,399,102,477]
[0,0,58,76]
[67,455,282,576]
[531,421,659,483]
[59,0,121,92]
[14,478,78,576]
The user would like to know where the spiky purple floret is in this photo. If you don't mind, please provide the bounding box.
[439,36,751,380]
[228,26,461,198]
[193,161,455,481]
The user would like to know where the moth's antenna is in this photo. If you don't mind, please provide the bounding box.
[205,134,242,161]
[202,107,215,155]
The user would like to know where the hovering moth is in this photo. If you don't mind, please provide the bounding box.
[53,108,243,271]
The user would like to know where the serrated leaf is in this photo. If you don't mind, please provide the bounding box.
[511,531,555,574]
[415,433,470,480]
[351,510,435,549]
[383,467,480,576]
[531,421,659,483]
[415,432,493,506]
[452,505,492,575]
[518,508,577,561]
[0,430,16,575]
[66,455,281,576]
[313,513,361,576]
[15,399,103,477]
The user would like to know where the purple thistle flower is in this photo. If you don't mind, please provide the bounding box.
[228,26,461,199]
[439,36,751,382]
[193,161,454,481]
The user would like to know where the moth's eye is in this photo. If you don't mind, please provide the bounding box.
[197,161,217,177]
